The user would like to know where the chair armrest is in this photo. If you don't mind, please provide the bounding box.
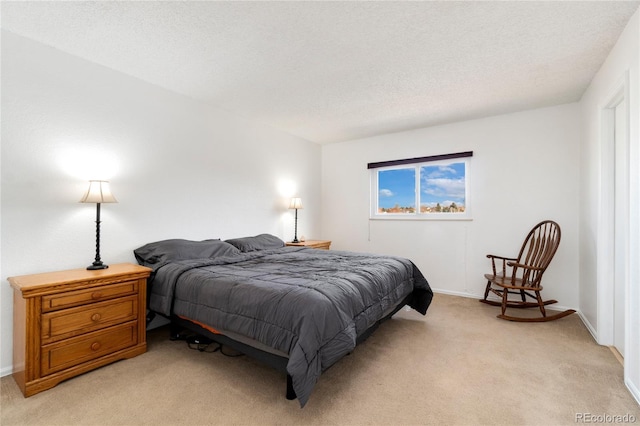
[486,254,518,277]
[486,254,517,261]
[506,261,545,271]
[505,261,546,288]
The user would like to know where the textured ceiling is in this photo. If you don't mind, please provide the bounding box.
[2,1,639,144]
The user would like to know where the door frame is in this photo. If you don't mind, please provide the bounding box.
[597,71,630,359]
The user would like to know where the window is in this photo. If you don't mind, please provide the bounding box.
[377,167,416,214]
[369,152,472,220]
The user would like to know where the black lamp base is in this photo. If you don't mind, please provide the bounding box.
[87,203,109,270]
[87,262,109,270]
[291,208,300,244]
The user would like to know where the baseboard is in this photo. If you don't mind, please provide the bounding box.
[577,310,599,343]
[0,365,13,378]
[431,288,481,299]
[431,288,594,335]
[626,377,640,406]
[431,288,578,313]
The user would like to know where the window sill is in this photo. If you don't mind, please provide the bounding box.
[369,215,473,221]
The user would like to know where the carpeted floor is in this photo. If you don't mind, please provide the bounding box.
[1,294,638,425]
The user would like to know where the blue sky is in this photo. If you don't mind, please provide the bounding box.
[378,168,415,208]
[378,162,465,209]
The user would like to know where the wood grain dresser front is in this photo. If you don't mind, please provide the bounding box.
[8,263,151,397]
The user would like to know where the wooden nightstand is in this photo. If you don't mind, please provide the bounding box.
[286,240,332,250]
[8,263,151,397]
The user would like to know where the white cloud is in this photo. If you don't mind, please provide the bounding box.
[423,177,465,199]
[425,165,457,179]
[379,188,394,197]
[439,166,457,174]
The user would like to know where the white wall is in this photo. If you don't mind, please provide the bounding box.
[321,103,581,308]
[579,8,640,403]
[0,32,321,375]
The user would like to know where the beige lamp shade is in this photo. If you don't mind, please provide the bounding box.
[289,197,303,209]
[79,180,118,203]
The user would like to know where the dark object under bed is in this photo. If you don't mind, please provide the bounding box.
[135,234,433,407]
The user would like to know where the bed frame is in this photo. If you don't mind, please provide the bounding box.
[164,293,413,402]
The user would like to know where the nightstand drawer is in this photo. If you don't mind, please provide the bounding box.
[42,281,138,312]
[42,296,138,344]
[41,322,138,376]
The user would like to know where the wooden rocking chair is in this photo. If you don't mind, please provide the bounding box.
[479,220,575,322]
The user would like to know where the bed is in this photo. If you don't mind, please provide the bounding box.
[134,234,433,407]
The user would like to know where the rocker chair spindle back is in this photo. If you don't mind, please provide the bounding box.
[480,220,574,322]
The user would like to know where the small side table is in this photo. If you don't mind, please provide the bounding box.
[8,263,151,397]
[286,240,331,250]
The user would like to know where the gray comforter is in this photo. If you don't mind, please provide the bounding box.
[148,247,432,407]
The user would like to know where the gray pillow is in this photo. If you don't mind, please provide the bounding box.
[225,234,285,252]
[134,239,241,266]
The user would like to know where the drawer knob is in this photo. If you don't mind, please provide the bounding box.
[91,313,101,322]
[90,342,101,351]
[91,292,102,300]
